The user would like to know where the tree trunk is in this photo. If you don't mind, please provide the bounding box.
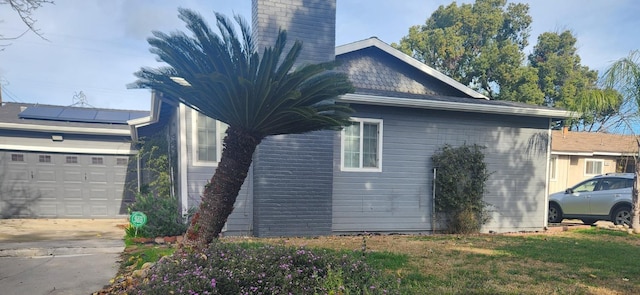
[185,126,262,246]
[633,139,640,232]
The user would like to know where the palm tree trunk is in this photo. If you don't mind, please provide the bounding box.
[185,126,262,245]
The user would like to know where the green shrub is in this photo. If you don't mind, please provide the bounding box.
[128,193,187,238]
[432,144,491,234]
[131,242,399,294]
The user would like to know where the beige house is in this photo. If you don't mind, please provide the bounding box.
[549,129,637,193]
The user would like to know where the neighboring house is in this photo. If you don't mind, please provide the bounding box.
[132,0,573,236]
[550,129,637,193]
[0,102,148,218]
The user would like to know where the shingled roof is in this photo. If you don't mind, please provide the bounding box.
[551,130,638,156]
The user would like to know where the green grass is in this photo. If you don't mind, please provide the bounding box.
[122,240,176,270]
[113,228,640,294]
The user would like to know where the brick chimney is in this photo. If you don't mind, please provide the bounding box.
[251,0,337,237]
[252,0,336,65]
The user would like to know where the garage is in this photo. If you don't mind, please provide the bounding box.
[0,102,148,218]
[1,152,136,217]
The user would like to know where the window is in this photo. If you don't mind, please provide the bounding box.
[91,157,104,165]
[193,112,227,165]
[573,179,598,193]
[549,156,557,181]
[341,118,382,171]
[116,158,128,166]
[585,159,603,175]
[66,156,78,164]
[38,155,52,163]
[11,154,24,162]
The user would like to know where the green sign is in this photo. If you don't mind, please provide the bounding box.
[130,211,148,228]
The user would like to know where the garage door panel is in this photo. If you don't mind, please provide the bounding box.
[36,170,56,182]
[63,171,83,183]
[89,188,108,201]
[89,205,109,216]
[88,172,108,184]
[64,204,84,217]
[37,204,58,217]
[63,188,83,201]
[6,171,30,183]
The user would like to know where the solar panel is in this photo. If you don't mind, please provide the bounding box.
[18,105,150,124]
[18,105,64,119]
[59,108,98,121]
[95,110,131,123]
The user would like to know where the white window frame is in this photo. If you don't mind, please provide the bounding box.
[584,159,604,176]
[340,117,383,172]
[549,156,558,181]
[191,110,227,167]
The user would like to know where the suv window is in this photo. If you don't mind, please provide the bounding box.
[602,178,632,190]
[573,179,598,192]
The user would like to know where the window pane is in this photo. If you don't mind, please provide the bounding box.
[343,123,360,168]
[11,154,24,162]
[66,156,78,164]
[574,180,598,192]
[116,158,128,166]
[39,155,51,163]
[197,113,217,162]
[586,160,602,175]
[91,157,104,165]
[362,123,378,168]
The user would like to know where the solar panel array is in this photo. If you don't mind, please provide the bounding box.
[18,105,149,124]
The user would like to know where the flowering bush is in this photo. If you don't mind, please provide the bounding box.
[132,241,398,294]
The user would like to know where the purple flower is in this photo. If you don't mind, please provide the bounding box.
[210,278,217,288]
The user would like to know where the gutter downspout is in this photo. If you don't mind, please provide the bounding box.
[432,167,437,233]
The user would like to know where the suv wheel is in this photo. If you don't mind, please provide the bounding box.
[612,206,631,226]
[548,203,563,223]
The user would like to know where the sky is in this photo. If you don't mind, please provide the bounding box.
[0,0,639,111]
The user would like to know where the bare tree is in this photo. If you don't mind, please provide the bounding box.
[1,0,53,45]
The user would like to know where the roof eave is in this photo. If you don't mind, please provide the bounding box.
[128,91,163,141]
[338,93,576,119]
[0,122,131,136]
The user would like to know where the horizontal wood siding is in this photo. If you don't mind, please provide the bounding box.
[333,105,550,233]
[252,131,333,237]
[183,109,253,236]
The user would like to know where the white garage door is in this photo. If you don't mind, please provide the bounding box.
[1,151,135,218]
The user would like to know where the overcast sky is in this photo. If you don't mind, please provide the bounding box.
[1,0,638,111]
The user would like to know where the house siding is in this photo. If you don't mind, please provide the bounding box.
[332,105,550,233]
[182,108,253,236]
[253,131,334,237]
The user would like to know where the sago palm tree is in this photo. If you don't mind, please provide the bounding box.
[603,50,640,231]
[131,9,354,245]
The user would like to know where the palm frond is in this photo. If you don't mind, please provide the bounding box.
[131,8,354,138]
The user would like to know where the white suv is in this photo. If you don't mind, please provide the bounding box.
[548,173,634,225]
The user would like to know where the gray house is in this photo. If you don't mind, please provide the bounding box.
[0,102,148,218]
[132,0,573,236]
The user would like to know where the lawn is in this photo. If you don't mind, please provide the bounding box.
[107,228,640,294]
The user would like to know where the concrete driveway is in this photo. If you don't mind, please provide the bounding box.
[0,219,127,295]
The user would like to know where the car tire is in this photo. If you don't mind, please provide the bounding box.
[612,206,632,226]
[581,218,597,226]
[548,203,563,223]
